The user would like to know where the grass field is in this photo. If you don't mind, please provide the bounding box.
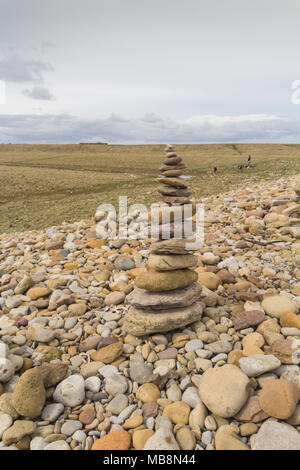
[1,143,300,233]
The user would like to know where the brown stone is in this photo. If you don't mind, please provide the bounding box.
[156,177,187,189]
[142,402,158,418]
[259,379,300,419]
[135,268,197,292]
[234,396,269,422]
[157,185,191,197]
[91,341,123,364]
[39,363,68,388]
[91,430,131,450]
[79,408,96,425]
[280,311,300,329]
[271,338,296,364]
[12,368,46,418]
[233,310,266,330]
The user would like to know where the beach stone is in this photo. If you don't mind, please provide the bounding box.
[0,414,13,439]
[85,376,101,393]
[280,311,300,329]
[135,269,197,292]
[12,368,45,418]
[215,425,250,450]
[126,283,202,310]
[124,301,203,336]
[163,401,191,424]
[91,341,123,363]
[2,420,36,445]
[240,423,258,436]
[80,362,103,379]
[149,238,192,255]
[105,374,128,395]
[0,358,14,383]
[107,394,128,414]
[242,332,264,356]
[271,338,299,363]
[136,383,161,403]
[14,276,34,295]
[41,403,64,422]
[181,387,201,408]
[33,345,62,362]
[61,420,83,436]
[30,436,46,450]
[132,429,155,450]
[167,384,182,402]
[79,407,96,425]
[197,365,250,418]
[142,402,158,418]
[129,353,153,384]
[185,339,204,352]
[105,292,125,306]
[26,287,50,300]
[0,393,19,418]
[176,427,196,450]
[143,427,180,450]
[261,295,298,318]
[189,402,208,429]
[281,368,300,388]
[259,378,300,419]
[53,375,85,407]
[91,430,131,450]
[39,363,68,388]
[44,440,71,450]
[123,414,143,429]
[148,254,197,271]
[79,335,101,352]
[98,365,118,378]
[233,310,265,330]
[251,420,300,450]
[234,396,269,422]
[197,272,221,290]
[27,325,56,343]
[72,430,86,442]
[239,354,281,377]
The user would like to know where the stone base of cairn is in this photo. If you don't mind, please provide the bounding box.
[124,145,203,336]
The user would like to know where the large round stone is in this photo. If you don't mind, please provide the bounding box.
[12,368,46,418]
[197,364,251,418]
[261,295,298,318]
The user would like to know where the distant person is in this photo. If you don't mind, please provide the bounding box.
[248,155,251,163]
[213,166,217,174]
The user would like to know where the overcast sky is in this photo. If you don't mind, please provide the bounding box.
[0,0,300,143]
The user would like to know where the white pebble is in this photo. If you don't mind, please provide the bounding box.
[85,376,101,393]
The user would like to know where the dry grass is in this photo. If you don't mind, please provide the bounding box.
[1,143,300,233]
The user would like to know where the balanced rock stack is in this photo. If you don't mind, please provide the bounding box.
[124,145,203,336]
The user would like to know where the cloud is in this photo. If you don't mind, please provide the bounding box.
[0,112,299,144]
[22,86,54,101]
[0,55,53,83]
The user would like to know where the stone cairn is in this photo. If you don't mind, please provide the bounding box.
[124,144,204,336]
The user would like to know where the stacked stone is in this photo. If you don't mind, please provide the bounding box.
[124,145,203,336]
